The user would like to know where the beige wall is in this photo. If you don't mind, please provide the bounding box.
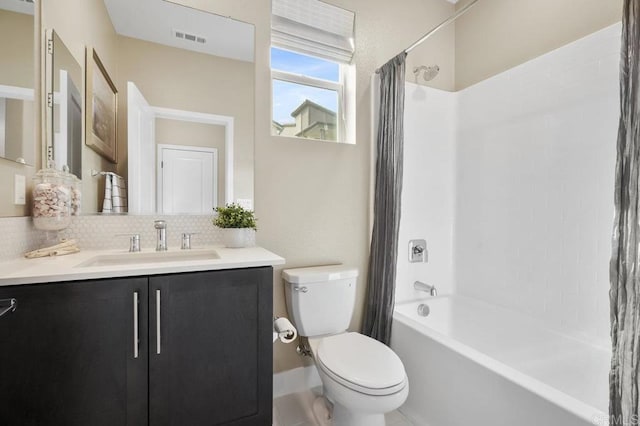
[171,0,456,373]
[42,0,119,213]
[115,35,255,204]
[155,118,226,206]
[454,0,623,89]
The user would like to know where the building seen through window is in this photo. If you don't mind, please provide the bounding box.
[271,47,342,142]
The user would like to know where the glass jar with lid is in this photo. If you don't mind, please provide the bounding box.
[32,167,72,231]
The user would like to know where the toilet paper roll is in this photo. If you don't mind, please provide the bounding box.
[273,317,297,344]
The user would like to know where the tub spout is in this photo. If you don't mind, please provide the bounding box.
[414,281,438,296]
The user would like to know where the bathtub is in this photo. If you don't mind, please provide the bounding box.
[391,295,610,426]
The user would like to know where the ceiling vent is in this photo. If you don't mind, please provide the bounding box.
[173,29,206,45]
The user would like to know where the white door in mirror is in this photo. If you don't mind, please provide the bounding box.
[127,82,155,214]
[158,145,217,214]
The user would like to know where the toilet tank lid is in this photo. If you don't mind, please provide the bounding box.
[282,265,359,284]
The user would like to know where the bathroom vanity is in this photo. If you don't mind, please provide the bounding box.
[0,247,283,426]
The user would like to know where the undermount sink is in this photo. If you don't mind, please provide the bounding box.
[77,249,220,268]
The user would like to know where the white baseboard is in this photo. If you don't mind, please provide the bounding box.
[273,366,322,398]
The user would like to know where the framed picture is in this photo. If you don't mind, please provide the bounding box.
[85,48,118,163]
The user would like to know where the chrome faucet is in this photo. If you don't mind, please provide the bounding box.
[414,280,438,296]
[154,220,167,251]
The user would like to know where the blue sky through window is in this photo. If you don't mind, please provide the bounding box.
[272,47,339,125]
[271,48,340,81]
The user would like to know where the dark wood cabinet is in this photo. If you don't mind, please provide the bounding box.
[0,277,149,426]
[149,268,273,426]
[0,267,273,426]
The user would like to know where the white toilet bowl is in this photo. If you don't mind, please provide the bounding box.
[309,332,409,426]
[282,265,409,425]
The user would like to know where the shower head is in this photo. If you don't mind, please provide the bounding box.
[413,65,440,82]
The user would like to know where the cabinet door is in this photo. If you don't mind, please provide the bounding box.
[149,267,272,426]
[0,277,148,426]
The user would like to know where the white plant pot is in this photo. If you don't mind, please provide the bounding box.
[223,228,252,248]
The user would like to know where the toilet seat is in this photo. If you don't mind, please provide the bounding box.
[315,332,407,396]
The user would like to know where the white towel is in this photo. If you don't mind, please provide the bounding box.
[102,172,128,213]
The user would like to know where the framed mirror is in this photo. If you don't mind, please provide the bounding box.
[41,0,255,215]
[0,1,36,218]
[0,2,35,167]
[45,30,83,178]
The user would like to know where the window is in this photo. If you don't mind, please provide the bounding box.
[271,0,355,144]
[271,47,344,142]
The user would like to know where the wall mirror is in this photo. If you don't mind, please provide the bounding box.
[0,1,35,167]
[45,30,83,178]
[42,0,255,215]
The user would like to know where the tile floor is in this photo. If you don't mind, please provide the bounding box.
[273,387,414,426]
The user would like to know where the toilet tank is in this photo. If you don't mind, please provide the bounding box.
[283,265,359,337]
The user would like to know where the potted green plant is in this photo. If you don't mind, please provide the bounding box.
[213,203,257,248]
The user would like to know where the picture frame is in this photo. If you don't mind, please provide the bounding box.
[85,47,118,163]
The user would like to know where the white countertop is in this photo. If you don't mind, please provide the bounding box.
[0,246,285,286]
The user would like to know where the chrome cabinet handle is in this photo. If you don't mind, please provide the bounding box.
[293,286,308,293]
[156,290,161,355]
[133,292,139,359]
[0,298,17,319]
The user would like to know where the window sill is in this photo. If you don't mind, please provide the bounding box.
[271,134,356,145]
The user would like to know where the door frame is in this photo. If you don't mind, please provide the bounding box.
[152,108,233,205]
[157,144,218,214]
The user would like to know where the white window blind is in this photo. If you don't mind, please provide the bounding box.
[271,0,355,64]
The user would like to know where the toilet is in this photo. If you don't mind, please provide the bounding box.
[283,265,409,426]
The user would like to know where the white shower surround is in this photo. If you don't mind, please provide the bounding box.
[397,22,620,348]
[392,22,620,425]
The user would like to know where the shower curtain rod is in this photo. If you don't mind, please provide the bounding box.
[375,0,479,73]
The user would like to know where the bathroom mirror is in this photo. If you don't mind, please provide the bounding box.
[112,0,255,214]
[41,0,255,214]
[45,30,83,178]
[0,3,35,167]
